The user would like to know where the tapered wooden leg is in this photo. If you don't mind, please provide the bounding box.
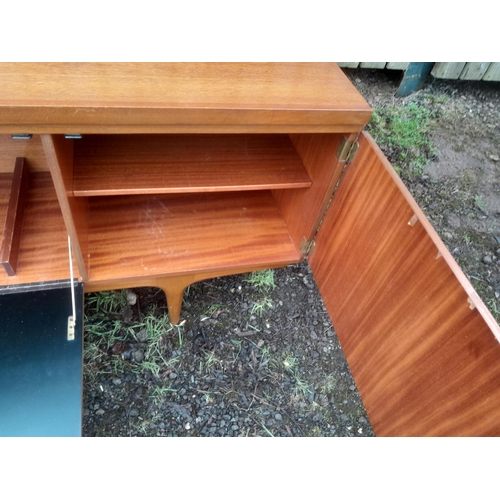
[156,275,194,325]
[85,263,286,324]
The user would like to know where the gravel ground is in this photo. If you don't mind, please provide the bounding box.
[82,69,500,437]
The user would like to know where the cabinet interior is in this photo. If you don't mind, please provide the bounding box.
[0,132,343,295]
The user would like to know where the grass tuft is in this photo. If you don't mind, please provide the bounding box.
[244,269,276,292]
[368,103,435,177]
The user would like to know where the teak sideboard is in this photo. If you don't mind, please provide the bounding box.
[0,63,499,436]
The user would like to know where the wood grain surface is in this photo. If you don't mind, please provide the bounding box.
[0,158,30,276]
[272,133,347,248]
[0,63,371,134]
[73,134,311,196]
[310,132,500,436]
[87,190,300,282]
[41,135,88,280]
[0,173,76,287]
[0,135,49,173]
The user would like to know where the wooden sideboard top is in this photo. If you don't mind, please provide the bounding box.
[0,63,371,134]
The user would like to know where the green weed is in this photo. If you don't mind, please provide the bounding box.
[86,290,128,315]
[488,298,500,317]
[150,385,175,406]
[251,297,273,316]
[475,195,486,212]
[368,103,435,177]
[244,269,276,292]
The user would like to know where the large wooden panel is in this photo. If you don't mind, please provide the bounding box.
[310,132,500,436]
[73,134,311,196]
[431,62,467,79]
[459,62,491,80]
[0,64,371,134]
[87,191,300,283]
[483,63,500,81]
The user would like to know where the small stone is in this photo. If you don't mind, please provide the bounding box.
[127,290,137,305]
[443,232,453,240]
[112,378,122,385]
[483,255,493,264]
[489,155,499,162]
[169,372,178,379]
[136,328,148,342]
[310,331,318,340]
[95,409,105,415]
[133,350,144,362]
[129,409,139,417]
[275,413,282,421]
[185,422,191,430]
[349,384,356,391]
[358,416,368,424]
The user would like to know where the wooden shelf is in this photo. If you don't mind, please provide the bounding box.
[73,134,312,196]
[87,190,300,283]
[0,173,75,287]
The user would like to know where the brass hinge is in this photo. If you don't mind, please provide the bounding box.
[300,237,316,257]
[336,136,359,163]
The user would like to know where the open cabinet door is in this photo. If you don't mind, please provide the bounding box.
[310,132,500,436]
[0,283,83,436]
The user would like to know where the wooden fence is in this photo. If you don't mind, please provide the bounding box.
[338,62,500,82]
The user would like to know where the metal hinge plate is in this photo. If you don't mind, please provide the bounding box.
[300,237,316,257]
[67,316,75,341]
[336,136,359,163]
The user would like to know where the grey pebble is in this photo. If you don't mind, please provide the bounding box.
[112,378,122,385]
[133,350,144,362]
[129,409,139,417]
[275,413,282,421]
[483,255,493,264]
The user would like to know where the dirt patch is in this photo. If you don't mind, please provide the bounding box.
[346,68,500,317]
[83,265,373,437]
